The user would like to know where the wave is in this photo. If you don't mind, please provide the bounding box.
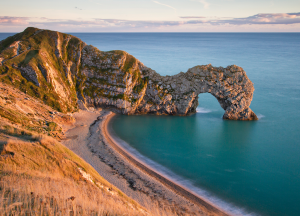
[108,122,258,216]
[196,107,212,113]
[257,114,265,119]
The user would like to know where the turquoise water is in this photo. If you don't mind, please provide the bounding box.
[1,32,299,215]
[98,33,300,216]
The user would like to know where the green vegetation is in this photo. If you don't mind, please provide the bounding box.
[75,69,87,100]
[122,54,136,73]
[66,37,82,62]
[21,49,39,65]
[0,27,148,112]
[113,93,125,100]
[0,27,79,113]
[133,76,148,94]
[0,69,64,112]
[0,27,182,216]
[0,33,22,52]
[0,47,16,59]
[46,122,59,131]
[0,79,148,213]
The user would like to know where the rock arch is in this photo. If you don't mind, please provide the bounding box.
[137,64,258,120]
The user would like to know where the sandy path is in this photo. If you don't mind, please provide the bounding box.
[62,109,229,216]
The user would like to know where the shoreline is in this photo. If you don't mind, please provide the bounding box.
[62,109,231,215]
[103,112,230,216]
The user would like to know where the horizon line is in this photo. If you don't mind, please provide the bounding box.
[0,31,300,33]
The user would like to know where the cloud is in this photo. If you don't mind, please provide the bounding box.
[152,1,177,12]
[28,13,300,28]
[180,16,205,19]
[26,18,185,30]
[0,12,300,32]
[180,12,300,25]
[213,12,300,25]
[0,16,29,25]
[192,0,210,9]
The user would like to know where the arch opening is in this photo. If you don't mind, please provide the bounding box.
[196,93,224,116]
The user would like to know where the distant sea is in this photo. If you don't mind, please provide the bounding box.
[1,32,299,216]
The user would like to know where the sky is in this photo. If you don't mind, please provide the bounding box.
[0,0,300,32]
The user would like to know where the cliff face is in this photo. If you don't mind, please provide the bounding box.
[79,45,148,114]
[0,27,257,120]
[0,27,81,112]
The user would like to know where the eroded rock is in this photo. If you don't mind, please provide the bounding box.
[19,65,40,87]
[137,65,257,120]
[0,27,257,120]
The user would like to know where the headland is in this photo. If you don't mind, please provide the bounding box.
[0,27,258,215]
[0,27,257,120]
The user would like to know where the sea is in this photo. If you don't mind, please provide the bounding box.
[1,32,299,216]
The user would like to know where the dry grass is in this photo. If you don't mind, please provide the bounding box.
[0,82,76,139]
[0,136,145,215]
[0,82,180,215]
[0,133,179,216]
[0,174,141,216]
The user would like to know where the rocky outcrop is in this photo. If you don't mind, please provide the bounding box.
[79,45,257,120]
[80,46,148,114]
[137,65,257,120]
[19,65,40,87]
[0,57,4,66]
[0,27,257,120]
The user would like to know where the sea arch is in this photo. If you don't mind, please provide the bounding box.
[196,93,224,115]
[138,64,258,120]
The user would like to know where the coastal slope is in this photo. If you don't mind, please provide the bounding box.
[0,82,229,215]
[0,83,147,215]
[0,27,257,120]
[0,31,232,215]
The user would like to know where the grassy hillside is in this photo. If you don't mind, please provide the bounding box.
[0,82,148,215]
[0,27,149,115]
[0,81,178,216]
[0,82,71,139]
[0,134,147,215]
[0,27,80,113]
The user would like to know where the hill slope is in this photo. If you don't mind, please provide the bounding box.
[0,27,257,120]
[0,83,148,215]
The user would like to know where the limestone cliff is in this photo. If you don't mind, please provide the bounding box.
[0,27,257,120]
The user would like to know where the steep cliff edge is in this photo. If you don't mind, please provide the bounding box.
[0,27,257,120]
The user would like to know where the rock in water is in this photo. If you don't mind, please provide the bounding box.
[139,65,258,120]
[0,27,257,120]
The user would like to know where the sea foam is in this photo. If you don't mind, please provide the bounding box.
[196,107,212,113]
[256,114,265,119]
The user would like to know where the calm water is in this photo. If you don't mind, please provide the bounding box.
[1,32,300,215]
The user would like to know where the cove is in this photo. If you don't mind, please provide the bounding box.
[70,32,300,216]
[111,93,300,216]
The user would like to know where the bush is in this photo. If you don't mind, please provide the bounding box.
[46,122,58,131]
